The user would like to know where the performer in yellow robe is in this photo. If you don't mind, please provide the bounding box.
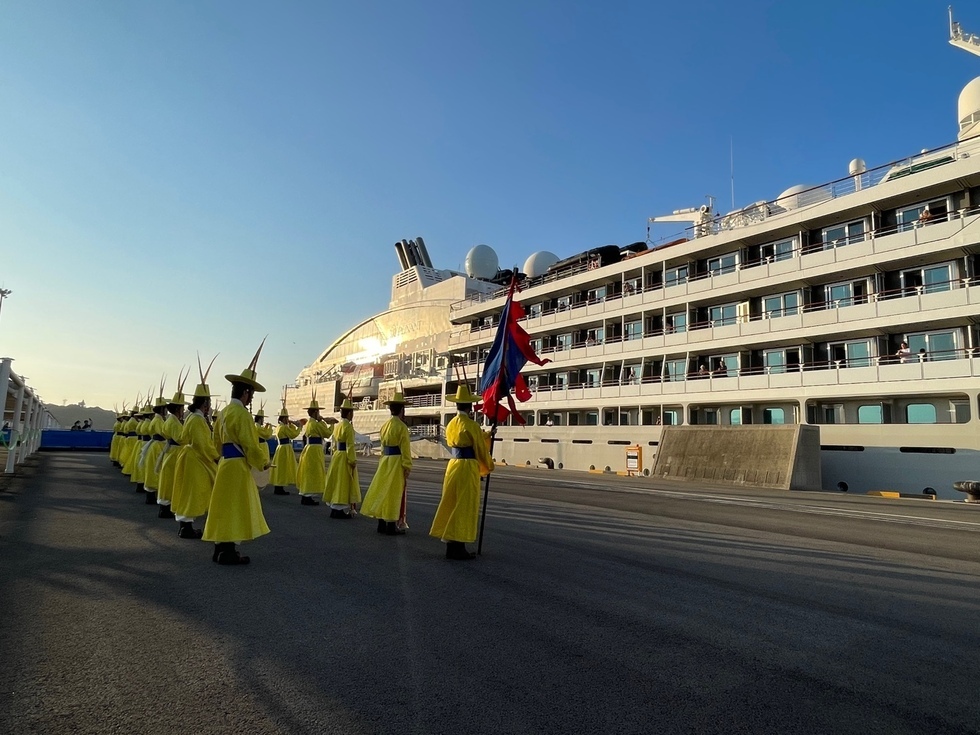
[296,395,332,506]
[156,380,188,525]
[120,406,141,479]
[131,403,154,496]
[109,411,127,467]
[270,403,300,495]
[361,392,412,535]
[253,407,275,480]
[144,394,170,512]
[429,385,493,560]
[323,398,360,518]
[171,382,218,539]
[202,351,271,565]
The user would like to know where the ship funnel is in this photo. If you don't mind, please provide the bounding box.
[414,236,434,268]
[401,239,418,267]
[394,241,410,270]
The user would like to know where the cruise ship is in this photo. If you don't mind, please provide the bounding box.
[289,15,980,499]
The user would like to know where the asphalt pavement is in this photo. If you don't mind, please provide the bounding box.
[2,452,980,734]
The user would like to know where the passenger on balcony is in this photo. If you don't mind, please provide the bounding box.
[918,206,933,224]
[918,348,928,363]
[896,341,912,363]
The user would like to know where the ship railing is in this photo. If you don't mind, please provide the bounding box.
[447,135,980,315]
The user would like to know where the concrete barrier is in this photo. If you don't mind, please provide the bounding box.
[651,425,822,491]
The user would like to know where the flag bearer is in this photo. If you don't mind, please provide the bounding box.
[429,385,493,560]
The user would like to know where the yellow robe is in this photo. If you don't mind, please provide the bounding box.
[270,423,300,486]
[255,422,274,467]
[120,416,139,476]
[296,419,332,495]
[109,420,123,463]
[155,414,184,504]
[171,412,218,520]
[429,413,494,543]
[131,419,151,484]
[202,401,270,543]
[324,419,360,506]
[143,414,167,491]
[361,417,412,522]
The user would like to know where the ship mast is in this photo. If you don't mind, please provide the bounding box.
[950,6,980,58]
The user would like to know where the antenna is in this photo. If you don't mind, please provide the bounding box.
[730,136,735,210]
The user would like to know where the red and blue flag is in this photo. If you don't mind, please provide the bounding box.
[479,273,550,424]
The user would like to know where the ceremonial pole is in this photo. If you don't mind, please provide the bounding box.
[477,268,517,556]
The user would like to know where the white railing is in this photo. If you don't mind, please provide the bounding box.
[0,357,50,473]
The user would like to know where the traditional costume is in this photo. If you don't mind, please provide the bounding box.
[429,385,494,560]
[296,393,332,506]
[270,399,300,495]
[171,356,220,540]
[130,402,154,496]
[119,404,141,478]
[253,405,275,477]
[323,398,360,518]
[361,392,412,535]
[156,370,190,522]
[143,378,171,512]
[202,346,271,564]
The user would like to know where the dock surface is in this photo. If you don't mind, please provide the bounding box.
[2,454,980,734]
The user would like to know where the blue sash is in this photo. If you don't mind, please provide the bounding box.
[307,437,323,445]
[278,438,292,445]
[450,446,476,460]
[221,443,245,459]
[336,442,347,451]
[382,446,401,455]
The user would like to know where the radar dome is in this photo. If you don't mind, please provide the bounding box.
[958,77,980,135]
[523,251,559,278]
[775,184,831,211]
[464,244,499,280]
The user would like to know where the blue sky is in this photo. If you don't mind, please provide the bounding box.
[1,1,977,409]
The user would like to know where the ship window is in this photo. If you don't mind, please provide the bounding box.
[826,282,855,307]
[625,320,642,341]
[664,359,687,382]
[708,354,738,377]
[666,312,686,334]
[761,237,796,262]
[763,408,785,424]
[586,411,598,426]
[528,303,543,318]
[907,330,958,361]
[822,404,845,424]
[906,403,937,424]
[622,364,640,384]
[953,399,970,423]
[587,286,607,303]
[624,277,642,294]
[707,253,737,275]
[702,409,718,425]
[585,369,601,387]
[556,333,573,350]
[763,291,799,318]
[555,372,568,388]
[822,219,866,248]
[662,409,680,426]
[829,339,872,367]
[857,405,883,424]
[665,265,688,287]
[897,199,947,232]
[557,296,571,311]
[708,303,738,326]
[585,327,604,345]
[730,408,742,425]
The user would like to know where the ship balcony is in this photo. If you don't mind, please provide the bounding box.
[525,350,980,403]
[447,210,980,348]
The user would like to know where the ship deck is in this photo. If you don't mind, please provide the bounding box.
[3,453,980,734]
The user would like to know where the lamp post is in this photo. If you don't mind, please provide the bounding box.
[0,289,11,325]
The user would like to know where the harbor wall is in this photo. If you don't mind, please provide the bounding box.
[651,425,822,491]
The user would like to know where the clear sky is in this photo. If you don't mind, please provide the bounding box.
[1,1,978,409]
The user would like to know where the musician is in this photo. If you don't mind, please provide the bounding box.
[296,394,332,506]
[270,404,300,495]
[323,398,360,518]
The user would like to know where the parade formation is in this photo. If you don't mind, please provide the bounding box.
[108,340,496,565]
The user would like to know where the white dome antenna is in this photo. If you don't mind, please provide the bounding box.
[464,245,499,280]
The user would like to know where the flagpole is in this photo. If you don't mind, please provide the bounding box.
[477,268,517,556]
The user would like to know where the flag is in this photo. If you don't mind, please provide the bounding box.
[479,272,550,424]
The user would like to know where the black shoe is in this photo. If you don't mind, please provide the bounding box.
[217,544,250,565]
[135,482,144,493]
[329,508,352,519]
[446,542,476,560]
[385,521,406,536]
[300,496,319,506]
[377,519,387,534]
[212,542,227,563]
[273,486,290,495]
[178,522,202,539]
[144,490,157,505]
[157,504,175,519]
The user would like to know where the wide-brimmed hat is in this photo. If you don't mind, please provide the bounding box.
[446,384,480,403]
[339,398,355,411]
[225,338,267,392]
[383,392,407,406]
[255,409,265,419]
[192,384,213,399]
[307,398,322,411]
